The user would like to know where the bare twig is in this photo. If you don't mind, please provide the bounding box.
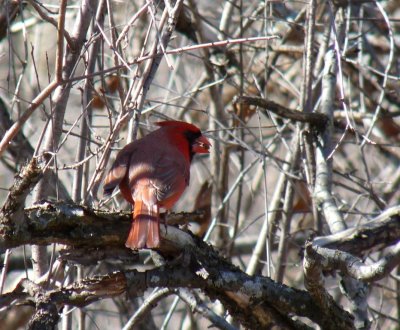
[235,96,328,130]
[27,0,74,48]
[301,0,316,113]
[0,80,60,158]
[177,288,237,330]
[122,288,173,330]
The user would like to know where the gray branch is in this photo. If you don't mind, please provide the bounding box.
[0,201,357,330]
[306,241,400,282]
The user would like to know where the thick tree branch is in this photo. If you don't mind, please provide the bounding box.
[1,245,353,330]
[2,199,397,267]
[1,201,397,329]
[0,200,359,329]
[0,201,206,253]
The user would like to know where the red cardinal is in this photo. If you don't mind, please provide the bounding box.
[103,121,211,249]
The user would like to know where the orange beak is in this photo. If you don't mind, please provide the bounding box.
[193,135,211,154]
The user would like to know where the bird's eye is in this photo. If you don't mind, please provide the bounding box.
[198,141,210,150]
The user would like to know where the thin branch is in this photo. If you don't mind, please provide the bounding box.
[0,80,60,158]
[314,47,345,233]
[177,289,238,330]
[235,96,328,130]
[27,0,74,48]
[301,0,316,112]
[55,0,67,82]
[122,288,173,330]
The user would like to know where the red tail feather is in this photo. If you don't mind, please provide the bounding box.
[125,201,160,249]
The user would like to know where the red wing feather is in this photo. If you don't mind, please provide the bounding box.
[103,146,132,196]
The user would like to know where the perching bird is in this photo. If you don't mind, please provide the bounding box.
[103,121,211,249]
